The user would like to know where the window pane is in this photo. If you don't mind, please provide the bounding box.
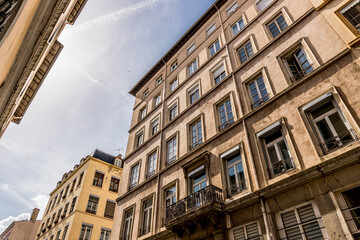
[328,112,348,135]
[267,145,279,164]
[278,140,290,160]
[315,119,334,142]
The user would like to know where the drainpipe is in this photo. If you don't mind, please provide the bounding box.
[260,198,271,240]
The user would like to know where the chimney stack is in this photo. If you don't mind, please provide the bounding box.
[30,208,40,222]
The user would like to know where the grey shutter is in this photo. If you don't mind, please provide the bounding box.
[298,204,323,240]
[233,226,245,240]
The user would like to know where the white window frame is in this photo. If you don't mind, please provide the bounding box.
[156,76,163,86]
[231,221,262,240]
[188,59,198,76]
[227,1,239,16]
[122,208,133,240]
[187,43,195,55]
[170,61,178,72]
[232,16,246,35]
[255,0,273,12]
[154,93,161,107]
[206,23,216,36]
[129,163,140,190]
[135,130,144,148]
[167,136,177,165]
[141,198,153,236]
[209,39,221,57]
[139,107,146,120]
[168,101,178,121]
[170,78,178,92]
[79,223,93,240]
[147,151,157,178]
[151,117,160,136]
[143,89,149,99]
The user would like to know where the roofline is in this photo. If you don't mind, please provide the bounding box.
[128,0,227,96]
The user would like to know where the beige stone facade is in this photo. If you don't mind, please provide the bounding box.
[112,0,360,240]
[0,0,87,138]
[36,150,122,240]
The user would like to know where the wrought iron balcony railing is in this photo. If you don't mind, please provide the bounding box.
[165,185,224,223]
[320,129,358,154]
[290,64,314,82]
[251,94,269,109]
[269,157,295,178]
[128,183,137,191]
[146,170,156,179]
[218,118,234,131]
[166,156,177,166]
[139,225,151,236]
[189,139,203,150]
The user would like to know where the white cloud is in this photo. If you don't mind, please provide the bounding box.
[0,213,30,233]
[31,195,49,217]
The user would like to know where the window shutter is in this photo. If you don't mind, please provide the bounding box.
[298,204,323,239]
[104,201,115,218]
[246,222,260,239]
[281,210,302,238]
[214,65,225,78]
[233,226,245,240]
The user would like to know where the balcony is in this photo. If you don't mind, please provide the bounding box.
[320,129,358,154]
[165,185,224,231]
[189,139,203,151]
[268,157,295,178]
[218,118,234,131]
[146,170,155,179]
[290,64,314,82]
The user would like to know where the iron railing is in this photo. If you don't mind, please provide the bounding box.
[269,157,295,178]
[189,139,203,150]
[128,183,137,191]
[251,94,269,109]
[166,157,177,166]
[139,225,151,236]
[146,170,155,179]
[290,64,314,82]
[218,118,234,131]
[227,181,247,197]
[165,185,223,223]
[320,129,358,153]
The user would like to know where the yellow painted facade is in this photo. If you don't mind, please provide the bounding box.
[36,153,122,240]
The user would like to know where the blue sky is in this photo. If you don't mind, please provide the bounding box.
[0,0,215,232]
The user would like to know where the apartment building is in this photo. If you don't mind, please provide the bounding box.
[0,0,87,138]
[36,149,122,240]
[111,0,360,239]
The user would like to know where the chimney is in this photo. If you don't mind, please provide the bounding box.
[30,208,40,222]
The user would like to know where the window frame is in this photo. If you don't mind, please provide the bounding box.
[336,0,360,37]
[86,195,99,215]
[255,0,274,13]
[230,221,262,240]
[206,22,216,36]
[211,61,227,86]
[168,100,178,121]
[140,197,154,236]
[79,223,93,240]
[237,38,256,64]
[142,89,149,99]
[104,200,116,219]
[150,115,160,136]
[139,106,147,121]
[146,149,157,179]
[109,176,120,193]
[244,69,272,110]
[215,96,235,131]
[121,206,135,240]
[135,129,145,148]
[231,14,247,36]
[209,38,221,57]
[187,115,205,150]
[155,76,163,86]
[169,77,178,92]
[154,93,162,107]
[92,171,104,188]
[226,1,239,16]
[187,43,196,56]
[188,59,198,77]
[129,162,140,191]
[100,228,111,240]
[170,60,178,72]
[166,133,178,166]
[187,81,201,106]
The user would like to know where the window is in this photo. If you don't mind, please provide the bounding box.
[165,186,176,208]
[188,59,198,76]
[104,200,116,219]
[50,235,54,240]
[277,203,326,240]
[341,186,360,238]
[52,196,58,209]
[189,85,199,105]
[304,95,357,154]
[206,23,216,36]
[63,184,69,198]
[213,64,226,84]
[141,199,153,236]
[77,172,84,187]
[114,158,122,167]
[79,224,93,240]
[232,17,245,35]
[209,39,220,57]
[227,2,238,16]
[170,61,178,72]
[62,225,69,240]
[39,222,45,234]
[109,177,120,192]
[156,76,163,86]
[69,196,77,213]
[256,0,273,12]
[248,75,269,108]
[143,89,149,99]
[190,168,207,193]
[46,200,52,214]
[147,151,157,178]
[100,228,111,240]
[50,213,56,227]
[258,124,294,178]
[55,208,62,223]
[268,14,288,38]
[136,130,144,148]
[284,46,313,81]
[238,41,254,63]
[170,78,178,92]
[70,178,77,193]
[122,209,133,240]
[339,1,360,34]
[154,93,161,107]
[167,136,177,165]
[232,221,261,240]
[169,103,178,121]
[62,202,69,218]
[86,195,99,214]
[92,171,104,188]
[190,119,203,149]
[57,190,63,204]
[55,230,61,240]
[222,147,246,196]
[187,43,195,55]
[139,107,146,120]
[151,117,160,135]
[218,99,234,130]
[129,164,139,190]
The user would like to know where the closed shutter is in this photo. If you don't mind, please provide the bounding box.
[104,201,115,219]
[281,210,302,239]
[233,226,245,240]
[246,222,261,239]
[298,204,323,240]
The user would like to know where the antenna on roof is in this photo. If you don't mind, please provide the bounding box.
[114,148,124,155]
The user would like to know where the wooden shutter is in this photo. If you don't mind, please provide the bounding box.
[104,201,115,219]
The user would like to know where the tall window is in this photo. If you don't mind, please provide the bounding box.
[151,118,159,135]
[69,196,77,213]
[86,195,99,214]
[190,119,203,149]
[305,98,357,153]
[52,196,58,209]
[141,199,153,236]
[278,204,325,240]
[341,186,360,239]
[213,64,226,84]
[50,234,54,240]
[256,0,273,12]
[188,60,198,76]
[268,14,288,38]
[339,1,360,33]
[233,222,261,240]
[227,1,238,16]
[222,148,246,196]
[62,202,69,218]
[55,208,62,223]
[62,224,69,240]
[165,186,176,208]
[129,164,139,190]
[238,41,254,63]
[189,86,200,105]
[57,190,63,204]
[170,78,178,92]
[169,104,178,121]
[123,209,133,240]
[139,107,146,120]
[70,178,77,193]
[63,184,70,198]
[167,137,177,165]
[248,75,269,108]
[154,94,161,107]
[191,169,207,193]
[218,99,234,130]
[77,172,84,187]
[104,200,116,219]
[55,230,61,240]
[136,130,144,148]
[284,46,313,81]
[209,40,220,57]
[79,224,93,240]
[259,127,294,178]
[100,228,111,240]
[109,177,120,192]
[92,171,104,188]
[232,18,245,35]
[147,152,157,178]
[46,200,53,214]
